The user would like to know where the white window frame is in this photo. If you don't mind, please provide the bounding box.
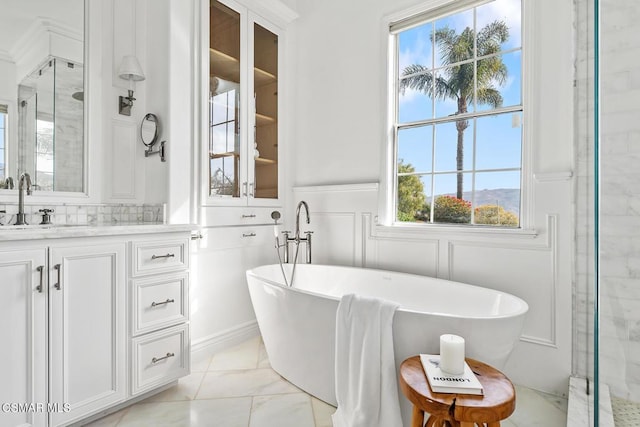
[380,0,535,234]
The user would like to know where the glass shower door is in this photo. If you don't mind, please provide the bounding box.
[587,0,640,425]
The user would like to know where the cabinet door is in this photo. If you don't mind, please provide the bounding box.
[190,225,278,340]
[0,249,47,427]
[249,15,280,202]
[208,0,245,203]
[206,0,282,207]
[48,242,126,427]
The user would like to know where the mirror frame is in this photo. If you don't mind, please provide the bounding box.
[0,0,90,203]
[140,113,160,147]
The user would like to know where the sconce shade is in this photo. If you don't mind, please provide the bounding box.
[118,55,145,81]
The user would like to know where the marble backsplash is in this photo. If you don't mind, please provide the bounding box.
[0,203,164,227]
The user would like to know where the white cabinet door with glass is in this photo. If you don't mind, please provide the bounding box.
[205,0,282,206]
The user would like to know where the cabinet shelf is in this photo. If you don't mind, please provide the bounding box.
[209,151,275,166]
[210,151,238,159]
[210,48,276,87]
[256,113,276,126]
[255,157,276,165]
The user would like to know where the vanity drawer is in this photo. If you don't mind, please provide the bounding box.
[131,238,189,277]
[201,206,283,227]
[131,323,190,395]
[131,273,188,336]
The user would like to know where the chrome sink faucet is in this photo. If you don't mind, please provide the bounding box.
[15,173,32,225]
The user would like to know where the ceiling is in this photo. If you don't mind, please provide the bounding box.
[0,0,83,55]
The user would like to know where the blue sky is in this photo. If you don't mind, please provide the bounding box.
[396,0,522,198]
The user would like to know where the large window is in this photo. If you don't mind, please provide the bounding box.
[390,0,523,227]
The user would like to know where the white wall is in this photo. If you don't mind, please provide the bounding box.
[146,0,577,398]
[287,0,575,396]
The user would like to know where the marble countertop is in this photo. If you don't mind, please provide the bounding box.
[0,223,196,242]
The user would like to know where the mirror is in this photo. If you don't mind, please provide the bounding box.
[141,113,159,147]
[0,0,85,193]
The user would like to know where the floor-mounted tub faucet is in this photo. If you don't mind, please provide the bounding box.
[282,201,312,264]
[15,173,32,225]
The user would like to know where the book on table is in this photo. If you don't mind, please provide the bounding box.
[419,354,484,395]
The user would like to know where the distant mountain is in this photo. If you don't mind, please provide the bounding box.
[443,188,520,215]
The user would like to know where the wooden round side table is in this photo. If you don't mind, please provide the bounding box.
[399,356,515,427]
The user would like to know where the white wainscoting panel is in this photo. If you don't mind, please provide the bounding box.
[369,235,439,277]
[293,182,572,397]
[305,212,356,266]
[448,238,555,346]
[111,119,137,199]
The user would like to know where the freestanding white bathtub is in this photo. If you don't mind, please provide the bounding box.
[246,263,528,426]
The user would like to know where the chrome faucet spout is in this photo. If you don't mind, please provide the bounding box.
[295,200,310,239]
[15,173,32,225]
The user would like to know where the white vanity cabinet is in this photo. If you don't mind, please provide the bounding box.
[129,235,190,396]
[0,227,192,427]
[0,240,126,427]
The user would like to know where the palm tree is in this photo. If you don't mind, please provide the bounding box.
[400,20,509,199]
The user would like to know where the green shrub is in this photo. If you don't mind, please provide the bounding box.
[474,205,519,226]
[434,195,471,223]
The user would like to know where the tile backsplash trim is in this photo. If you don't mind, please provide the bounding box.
[0,203,164,227]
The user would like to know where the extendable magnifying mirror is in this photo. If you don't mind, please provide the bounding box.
[141,113,166,162]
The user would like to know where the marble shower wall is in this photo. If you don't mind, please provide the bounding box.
[574,0,640,401]
[54,59,84,192]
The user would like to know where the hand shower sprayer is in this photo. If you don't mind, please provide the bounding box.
[271,202,313,287]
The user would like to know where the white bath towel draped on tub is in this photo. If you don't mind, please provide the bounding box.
[332,293,403,427]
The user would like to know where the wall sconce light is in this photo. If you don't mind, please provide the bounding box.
[118,55,145,116]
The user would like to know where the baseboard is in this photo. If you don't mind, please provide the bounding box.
[191,320,260,360]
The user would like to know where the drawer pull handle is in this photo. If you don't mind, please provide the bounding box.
[151,298,175,307]
[191,233,203,240]
[54,264,61,290]
[151,352,175,364]
[241,214,256,218]
[242,233,256,238]
[151,253,175,260]
[36,266,44,293]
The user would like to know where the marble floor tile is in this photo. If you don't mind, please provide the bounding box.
[507,385,567,426]
[310,396,336,427]
[197,368,301,399]
[117,398,252,427]
[208,336,261,371]
[249,393,315,427]
[81,408,129,426]
[83,335,570,427]
[190,354,212,373]
[143,371,206,403]
[257,340,271,369]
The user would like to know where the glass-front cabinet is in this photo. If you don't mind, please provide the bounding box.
[207,0,280,205]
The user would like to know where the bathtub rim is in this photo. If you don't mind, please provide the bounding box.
[246,263,529,320]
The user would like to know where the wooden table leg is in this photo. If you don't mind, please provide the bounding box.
[411,405,425,427]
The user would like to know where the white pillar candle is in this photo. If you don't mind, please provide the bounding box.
[439,334,465,375]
